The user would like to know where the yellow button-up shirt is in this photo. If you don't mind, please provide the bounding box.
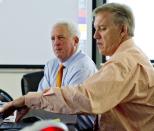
[25,38,154,131]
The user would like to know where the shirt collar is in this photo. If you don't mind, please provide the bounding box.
[113,38,135,55]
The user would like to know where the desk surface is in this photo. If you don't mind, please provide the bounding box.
[0,109,77,131]
[24,109,77,124]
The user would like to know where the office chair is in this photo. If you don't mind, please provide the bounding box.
[21,71,44,95]
[0,89,13,102]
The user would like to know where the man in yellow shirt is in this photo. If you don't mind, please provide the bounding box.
[1,3,154,131]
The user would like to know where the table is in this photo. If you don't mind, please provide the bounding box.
[0,109,77,131]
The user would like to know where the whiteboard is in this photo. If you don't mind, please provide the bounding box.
[0,0,79,66]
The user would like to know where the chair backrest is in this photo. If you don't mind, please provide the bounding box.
[21,71,44,95]
[0,89,13,102]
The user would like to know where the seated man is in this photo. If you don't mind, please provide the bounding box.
[38,21,97,130]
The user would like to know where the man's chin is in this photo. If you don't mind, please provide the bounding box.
[98,49,104,55]
[56,56,65,62]
[55,54,62,58]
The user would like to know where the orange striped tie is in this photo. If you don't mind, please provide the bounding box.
[56,64,64,88]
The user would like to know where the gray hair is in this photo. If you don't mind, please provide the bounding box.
[53,21,80,38]
[93,3,135,36]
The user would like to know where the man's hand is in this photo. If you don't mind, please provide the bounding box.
[0,96,29,121]
[0,101,16,119]
[15,106,29,122]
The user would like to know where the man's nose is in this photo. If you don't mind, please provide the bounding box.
[54,38,61,46]
[93,30,100,40]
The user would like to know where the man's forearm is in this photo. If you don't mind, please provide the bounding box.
[12,96,25,108]
[24,92,43,109]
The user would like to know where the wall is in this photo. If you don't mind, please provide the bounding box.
[0,0,78,65]
[0,69,42,99]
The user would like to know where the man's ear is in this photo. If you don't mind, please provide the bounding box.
[120,24,128,37]
[74,36,79,46]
